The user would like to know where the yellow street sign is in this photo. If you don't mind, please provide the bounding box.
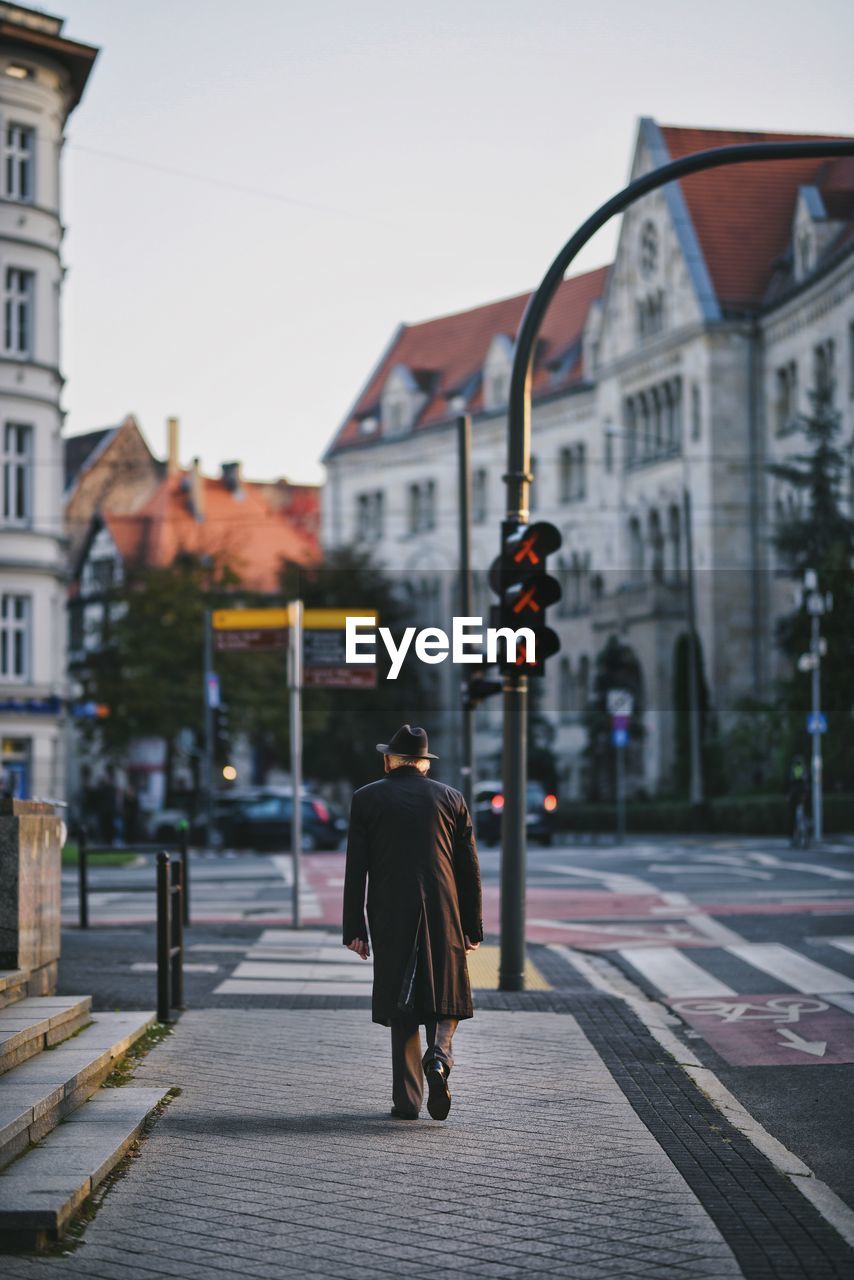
[300,607,378,629]
[212,608,289,631]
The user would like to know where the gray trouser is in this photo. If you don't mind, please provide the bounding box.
[390,1016,458,1115]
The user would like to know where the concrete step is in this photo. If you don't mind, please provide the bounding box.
[0,971,30,1010]
[0,1011,155,1170]
[0,1086,170,1249]
[0,996,93,1075]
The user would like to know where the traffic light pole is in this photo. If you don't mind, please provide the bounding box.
[457,414,475,812]
[499,137,854,993]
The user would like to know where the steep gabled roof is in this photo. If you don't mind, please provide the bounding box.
[63,426,117,491]
[100,470,320,592]
[658,124,854,312]
[324,266,608,458]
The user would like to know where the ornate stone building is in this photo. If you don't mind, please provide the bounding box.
[0,5,97,800]
[322,119,854,795]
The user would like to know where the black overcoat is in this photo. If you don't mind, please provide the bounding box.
[342,766,483,1026]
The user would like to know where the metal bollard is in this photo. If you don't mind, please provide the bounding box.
[78,825,89,930]
[179,823,190,927]
[170,857,185,1011]
[156,851,171,1023]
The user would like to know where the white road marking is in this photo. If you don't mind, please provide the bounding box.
[685,914,745,946]
[749,852,854,881]
[726,943,854,994]
[528,919,702,944]
[541,865,657,894]
[271,856,323,919]
[617,947,736,997]
[776,1027,827,1057]
[215,979,372,996]
[131,962,220,973]
[648,864,773,880]
[824,993,854,1015]
[827,938,854,956]
[231,961,371,982]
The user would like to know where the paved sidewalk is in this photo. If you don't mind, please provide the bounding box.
[5,1008,741,1279]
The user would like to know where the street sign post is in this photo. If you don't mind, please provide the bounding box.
[608,689,634,845]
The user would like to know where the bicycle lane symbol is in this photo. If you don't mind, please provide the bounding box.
[669,993,854,1066]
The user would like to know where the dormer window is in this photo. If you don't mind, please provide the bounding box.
[381,363,422,436]
[483,333,513,412]
[359,415,378,436]
[637,290,664,340]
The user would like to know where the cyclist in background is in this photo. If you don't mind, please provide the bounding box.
[786,756,810,847]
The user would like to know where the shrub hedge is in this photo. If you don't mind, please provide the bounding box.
[556,793,854,837]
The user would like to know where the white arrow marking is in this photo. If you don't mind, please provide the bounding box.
[776,1028,827,1057]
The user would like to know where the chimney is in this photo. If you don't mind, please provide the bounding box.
[167,417,180,476]
[221,460,243,495]
[189,456,204,521]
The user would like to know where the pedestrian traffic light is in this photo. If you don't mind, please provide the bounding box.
[489,521,562,676]
[213,704,230,761]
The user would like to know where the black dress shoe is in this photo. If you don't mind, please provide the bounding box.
[390,1106,419,1120]
[425,1061,451,1121]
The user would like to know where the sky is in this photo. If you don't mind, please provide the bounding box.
[57,0,854,484]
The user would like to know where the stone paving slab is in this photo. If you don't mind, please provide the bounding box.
[0,1009,741,1278]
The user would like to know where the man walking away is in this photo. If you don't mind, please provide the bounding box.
[343,725,482,1121]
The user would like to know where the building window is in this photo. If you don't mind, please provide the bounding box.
[0,594,29,681]
[691,383,701,441]
[648,509,664,582]
[408,480,436,533]
[849,321,854,400]
[639,220,658,279]
[472,468,488,523]
[3,268,33,356]
[637,290,664,339]
[604,424,614,473]
[813,339,835,403]
[356,490,384,541]
[628,516,644,579]
[559,444,586,503]
[775,361,799,433]
[624,378,683,469]
[559,657,573,714]
[2,422,32,524]
[4,123,34,202]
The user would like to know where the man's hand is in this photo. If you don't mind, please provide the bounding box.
[346,938,370,960]
[465,936,480,953]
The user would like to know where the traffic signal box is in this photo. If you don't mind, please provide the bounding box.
[489,520,563,676]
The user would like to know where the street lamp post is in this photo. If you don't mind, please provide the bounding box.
[499,138,854,991]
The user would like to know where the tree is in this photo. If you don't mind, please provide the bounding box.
[583,634,644,801]
[671,632,725,798]
[768,379,854,788]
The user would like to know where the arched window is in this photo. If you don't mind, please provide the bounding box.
[576,444,586,499]
[649,509,665,581]
[559,656,573,714]
[625,399,637,468]
[639,394,652,459]
[629,516,645,579]
[652,388,664,452]
[578,655,590,709]
[668,504,682,582]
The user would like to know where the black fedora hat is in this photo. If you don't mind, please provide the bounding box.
[376,724,438,760]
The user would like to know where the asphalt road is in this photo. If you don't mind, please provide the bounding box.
[59,833,854,1211]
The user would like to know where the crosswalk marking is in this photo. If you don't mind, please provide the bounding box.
[618,947,736,997]
[726,943,854,994]
[828,938,854,957]
[213,928,373,996]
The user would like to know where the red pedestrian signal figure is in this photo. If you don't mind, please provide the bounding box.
[489,521,563,676]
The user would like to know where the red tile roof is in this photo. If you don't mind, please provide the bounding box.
[326,266,609,456]
[103,471,320,592]
[659,124,854,311]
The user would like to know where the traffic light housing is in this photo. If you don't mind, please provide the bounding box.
[213,703,230,763]
[489,520,562,676]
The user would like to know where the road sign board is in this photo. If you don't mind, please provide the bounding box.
[612,727,628,747]
[303,626,378,688]
[607,689,634,717]
[212,608,289,631]
[214,629,287,652]
[807,712,828,734]
[302,608,377,630]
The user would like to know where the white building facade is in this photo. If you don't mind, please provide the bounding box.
[322,120,854,797]
[0,6,97,799]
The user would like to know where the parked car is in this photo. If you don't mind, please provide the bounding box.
[216,789,347,852]
[473,778,557,846]
[147,794,243,846]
